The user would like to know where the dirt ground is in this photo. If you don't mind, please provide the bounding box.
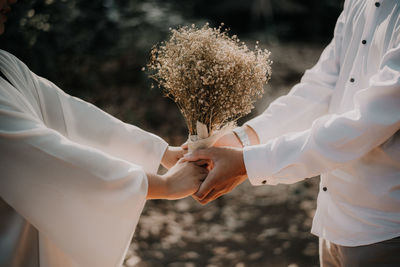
[121,42,327,267]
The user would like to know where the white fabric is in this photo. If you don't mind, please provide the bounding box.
[0,50,168,266]
[243,0,400,246]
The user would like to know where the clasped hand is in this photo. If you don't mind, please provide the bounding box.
[156,128,252,203]
[183,146,247,204]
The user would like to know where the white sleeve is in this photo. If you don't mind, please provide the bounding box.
[246,10,346,143]
[244,44,400,185]
[0,50,168,174]
[32,74,168,174]
[0,98,148,267]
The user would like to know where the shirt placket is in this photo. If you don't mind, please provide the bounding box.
[321,1,382,202]
[348,1,381,87]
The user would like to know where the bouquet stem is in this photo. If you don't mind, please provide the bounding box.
[187,121,234,152]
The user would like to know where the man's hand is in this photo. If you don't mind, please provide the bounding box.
[184,147,248,204]
[161,146,185,169]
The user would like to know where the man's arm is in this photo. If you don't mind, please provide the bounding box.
[215,9,347,149]
[186,44,400,204]
[183,8,348,204]
[244,44,400,185]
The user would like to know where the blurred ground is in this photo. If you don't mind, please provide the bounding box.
[121,42,325,267]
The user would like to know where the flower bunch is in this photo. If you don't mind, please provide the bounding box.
[147,23,272,148]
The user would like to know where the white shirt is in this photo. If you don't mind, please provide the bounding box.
[243,0,400,246]
[0,50,168,266]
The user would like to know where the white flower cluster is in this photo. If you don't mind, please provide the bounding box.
[147,23,272,135]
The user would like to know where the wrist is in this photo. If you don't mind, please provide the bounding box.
[146,173,168,199]
[161,146,170,166]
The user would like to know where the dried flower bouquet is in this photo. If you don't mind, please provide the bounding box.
[147,23,272,151]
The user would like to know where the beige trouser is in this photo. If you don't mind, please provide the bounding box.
[319,237,400,267]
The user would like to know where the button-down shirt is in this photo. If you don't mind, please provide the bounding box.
[243,0,400,246]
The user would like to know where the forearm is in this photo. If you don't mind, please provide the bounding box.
[245,66,400,186]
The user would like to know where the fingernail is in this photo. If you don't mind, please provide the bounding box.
[183,153,192,158]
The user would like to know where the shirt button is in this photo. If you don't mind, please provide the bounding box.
[350,78,355,83]
[362,40,367,45]
[323,187,327,192]
[375,2,380,7]
[262,180,267,184]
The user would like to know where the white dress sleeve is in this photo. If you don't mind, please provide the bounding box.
[32,75,168,174]
[0,50,168,174]
[0,98,147,266]
[0,50,167,266]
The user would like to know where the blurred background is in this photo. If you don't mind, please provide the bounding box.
[0,0,344,266]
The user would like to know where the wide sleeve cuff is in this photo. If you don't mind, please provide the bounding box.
[122,124,169,174]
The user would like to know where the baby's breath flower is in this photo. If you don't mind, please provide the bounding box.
[147,23,272,135]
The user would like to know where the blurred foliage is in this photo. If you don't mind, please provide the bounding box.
[0,0,343,96]
[0,0,192,96]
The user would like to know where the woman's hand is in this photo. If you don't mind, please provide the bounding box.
[146,160,208,200]
[161,146,185,169]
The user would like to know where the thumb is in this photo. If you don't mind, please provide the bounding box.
[181,141,188,150]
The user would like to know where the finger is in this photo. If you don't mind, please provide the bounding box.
[199,190,225,205]
[181,142,188,150]
[191,193,200,201]
[177,157,187,164]
[194,159,211,169]
[195,159,208,165]
[175,148,185,159]
[182,158,213,171]
[183,148,214,162]
[198,189,215,205]
[194,171,217,200]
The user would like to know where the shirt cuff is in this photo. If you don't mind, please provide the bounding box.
[245,115,279,144]
[243,143,278,186]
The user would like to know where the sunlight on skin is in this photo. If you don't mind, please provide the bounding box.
[161,146,185,169]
